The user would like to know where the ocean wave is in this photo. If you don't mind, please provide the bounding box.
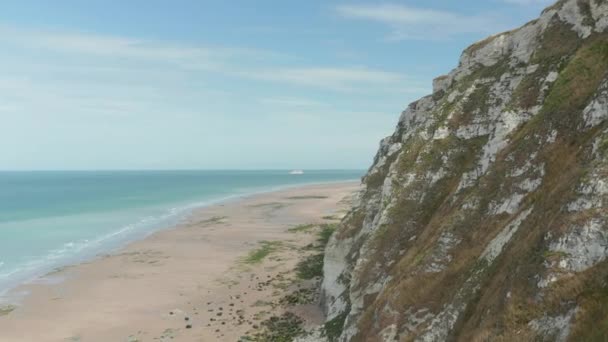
[0,204,195,295]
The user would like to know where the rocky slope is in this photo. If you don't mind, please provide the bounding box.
[317,0,608,340]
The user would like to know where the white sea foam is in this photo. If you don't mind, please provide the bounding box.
[0,192,274,298]
[0,205,195,300]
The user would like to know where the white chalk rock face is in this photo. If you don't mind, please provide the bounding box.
[316,1,608,341]
[584,79,608,127]
[550,219,608,272]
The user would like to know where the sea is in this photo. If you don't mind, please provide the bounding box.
[0,170,362,297]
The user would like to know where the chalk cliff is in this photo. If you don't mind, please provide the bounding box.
[316,0,608,340]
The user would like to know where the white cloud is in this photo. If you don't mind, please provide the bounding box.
[0,25,281,72]
[0,25,414,93]
[239,67,404,91]
[0,24,425,169]
[335,4,508,40]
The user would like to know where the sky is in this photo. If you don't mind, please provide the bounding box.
[0,0,555,170]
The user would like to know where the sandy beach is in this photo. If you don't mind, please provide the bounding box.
[0,181,359,342]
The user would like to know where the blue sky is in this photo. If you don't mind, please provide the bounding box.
[0,0,554,170]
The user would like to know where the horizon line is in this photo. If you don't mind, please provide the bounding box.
[0,168,367,172]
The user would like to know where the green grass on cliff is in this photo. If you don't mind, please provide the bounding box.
[508,33,608,144]
[462,83,491,116]
[454,32,608,337]
[295,223,338,279]
[296,253,324,279]
[317,223,338,247]
[509,19,580,111]
[533,18,580,63]
[323,310,349,342]
[567,261,608,341]
[543,35,608,119]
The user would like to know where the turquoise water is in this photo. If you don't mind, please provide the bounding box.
[0,170,362,295]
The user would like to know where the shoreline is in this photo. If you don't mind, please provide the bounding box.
[0,181,359,341]
[0,179,360,302]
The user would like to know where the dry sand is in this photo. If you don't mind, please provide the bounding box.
[0,181,359,342]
